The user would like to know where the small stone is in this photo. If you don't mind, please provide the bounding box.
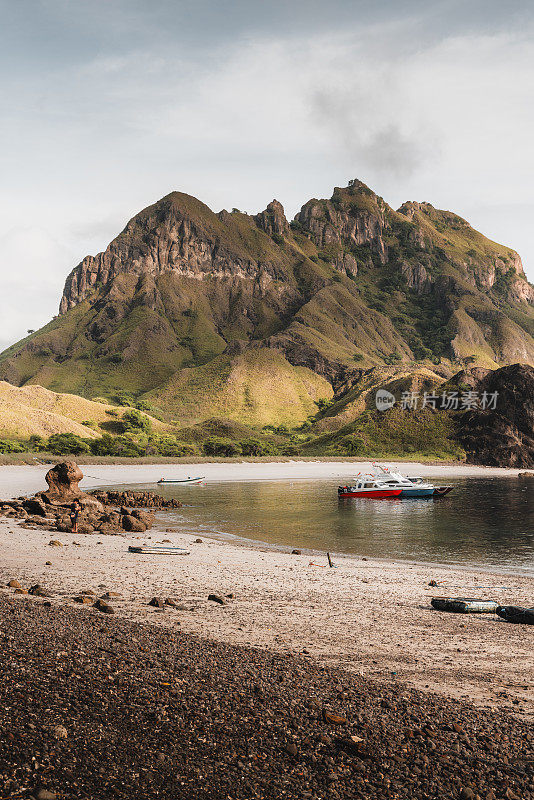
[225,593,235,599]
[322,710,347,725]
[45,561,52,565]
[36,789,57,800]
[51,724,68,740]
[14,588,28,594]
[101,591,121,598]
[291,549,302,555]
[194,538,203,543]
[7,579,21,588]
[73,596,94,605]
[428,579,438,586]
[208,594,225,605]
[29,584,52,597]
[164,598,177,607]
[93,598,114,614]
[460,789,475,800]
[285,742,298,757]
[148,597,165,608]
[48,540,63,547]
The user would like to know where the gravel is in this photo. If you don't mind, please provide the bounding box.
[0,594,532,800]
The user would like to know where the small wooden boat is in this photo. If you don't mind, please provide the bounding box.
[431,597,498,613]
[157,477,205,485]
[128,545,190,555]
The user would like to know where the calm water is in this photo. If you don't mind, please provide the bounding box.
[110,477,534,575]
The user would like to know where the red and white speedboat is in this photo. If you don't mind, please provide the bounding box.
[338,476,402,499]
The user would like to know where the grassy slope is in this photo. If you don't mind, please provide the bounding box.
[0,382,165,440]
[303,407,464,461]
[146,349,333,427]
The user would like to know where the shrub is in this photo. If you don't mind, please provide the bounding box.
[203,437,242,457]
[340,435,367,455]
[240,438,279,457]
[90,434,146,457]
[111,391,135,407]
[0,439,27,453]
[146,435,198,457]
[121,409,152,433]
[46,433,91,456]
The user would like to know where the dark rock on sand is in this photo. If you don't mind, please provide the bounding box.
[23,498,48,516]
[93,599,114,614]
[121,514,147,533]
[208,594,225,605]
[148,598,165,609]
[28,584,52,597]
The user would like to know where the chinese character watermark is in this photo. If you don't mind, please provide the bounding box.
[375,389,498,411]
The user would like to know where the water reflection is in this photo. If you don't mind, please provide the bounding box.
[106,477,534,574]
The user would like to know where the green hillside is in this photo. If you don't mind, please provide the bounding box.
[0,179,532,437]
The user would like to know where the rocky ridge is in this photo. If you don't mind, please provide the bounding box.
[1,179,533,428]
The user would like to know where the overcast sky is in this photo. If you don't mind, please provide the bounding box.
[1,0,533,350]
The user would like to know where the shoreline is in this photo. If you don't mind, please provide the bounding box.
[0,458,525,501]
[1,510,533,720]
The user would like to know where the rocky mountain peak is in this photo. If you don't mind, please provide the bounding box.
[254,200,289,237]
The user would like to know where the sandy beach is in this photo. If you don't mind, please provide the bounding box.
[1,461,533,724]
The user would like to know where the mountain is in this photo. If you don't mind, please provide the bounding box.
[0,179,533,428]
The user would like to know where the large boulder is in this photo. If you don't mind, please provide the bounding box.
[38,461,103,512]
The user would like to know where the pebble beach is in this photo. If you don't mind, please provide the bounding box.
[0,461,533,799]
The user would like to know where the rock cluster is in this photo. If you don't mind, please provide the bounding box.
[91,490,182,509]
[0,498,154,535]
[0,461,158,535]
[0,595,531,800]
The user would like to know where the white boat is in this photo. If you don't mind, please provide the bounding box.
[338,465,453,499]
[157,476,205,485]
[370,465,436,497]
